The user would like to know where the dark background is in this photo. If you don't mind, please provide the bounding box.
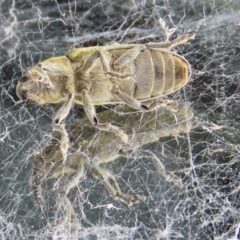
[0,0,240,239]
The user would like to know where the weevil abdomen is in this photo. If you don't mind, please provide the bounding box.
[109,46,191,100]
[149,49,191,97]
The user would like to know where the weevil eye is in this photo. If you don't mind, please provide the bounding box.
[19,76,29,83]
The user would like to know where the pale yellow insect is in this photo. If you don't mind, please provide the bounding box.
[16,34,192,147]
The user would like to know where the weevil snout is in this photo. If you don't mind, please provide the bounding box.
[16,73,40,101]
[21,90,28,100]
[16,88,28,101]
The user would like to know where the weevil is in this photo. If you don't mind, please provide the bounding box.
[16,34,192,145]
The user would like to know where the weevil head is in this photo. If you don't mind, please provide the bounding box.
[16,67,43,101]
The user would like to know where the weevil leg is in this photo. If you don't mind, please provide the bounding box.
[58,156,85,196]
[32,154,48,212]
[112,45,146,69]
[32,177,46,212]
[81,50,99,74]
[112,85,179,115]
[146,34,194,49]
[170,34,194,48]
[54,93,74,125]
[144,99,179,123]
[55,132,69,164]
[53,195,80,236]
[140,150,183,189]
[145,99,178,111]
[53,93,74,161]
[37,63,55,89]
[82,50,136,79]
[99,51,135,79]
[81,88,129,143]
[112,83,149,111]
[53,124,69,164]
[91,164,140,206]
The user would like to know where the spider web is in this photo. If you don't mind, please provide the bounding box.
[1,0,240,239]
